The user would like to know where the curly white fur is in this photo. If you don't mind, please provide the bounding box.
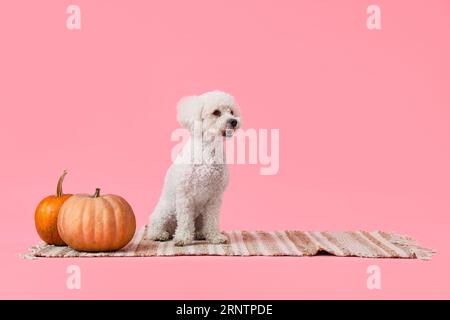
[149,90,242,246]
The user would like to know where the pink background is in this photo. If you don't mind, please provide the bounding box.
[1,0,449,299]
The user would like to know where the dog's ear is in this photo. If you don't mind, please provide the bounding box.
[177,95,204,130]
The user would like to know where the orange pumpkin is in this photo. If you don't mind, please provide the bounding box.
[35,170,72,245]
[58,188,136,252]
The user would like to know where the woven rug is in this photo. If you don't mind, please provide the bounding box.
[21,225,435,260]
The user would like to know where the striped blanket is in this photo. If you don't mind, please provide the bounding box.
[22,225,435,260]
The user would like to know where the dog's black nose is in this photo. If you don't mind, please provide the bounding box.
[228,119,238,128]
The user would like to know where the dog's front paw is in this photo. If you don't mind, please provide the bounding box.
[173,235,194,246]
[207,233,228,244]
[148,230,171,241]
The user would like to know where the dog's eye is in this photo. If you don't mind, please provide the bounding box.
[212,110,221,117]
[230,110,234,115]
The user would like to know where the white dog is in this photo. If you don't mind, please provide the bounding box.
[148,90,242,246]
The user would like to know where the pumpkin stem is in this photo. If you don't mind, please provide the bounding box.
[93,188,101,198]
[56,170,68,197]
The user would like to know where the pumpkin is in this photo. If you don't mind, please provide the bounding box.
[35,170,72,245]
[57,188,136,252]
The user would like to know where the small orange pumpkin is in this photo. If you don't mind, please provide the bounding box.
[58,188,136,252]
[35,170,72,245]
